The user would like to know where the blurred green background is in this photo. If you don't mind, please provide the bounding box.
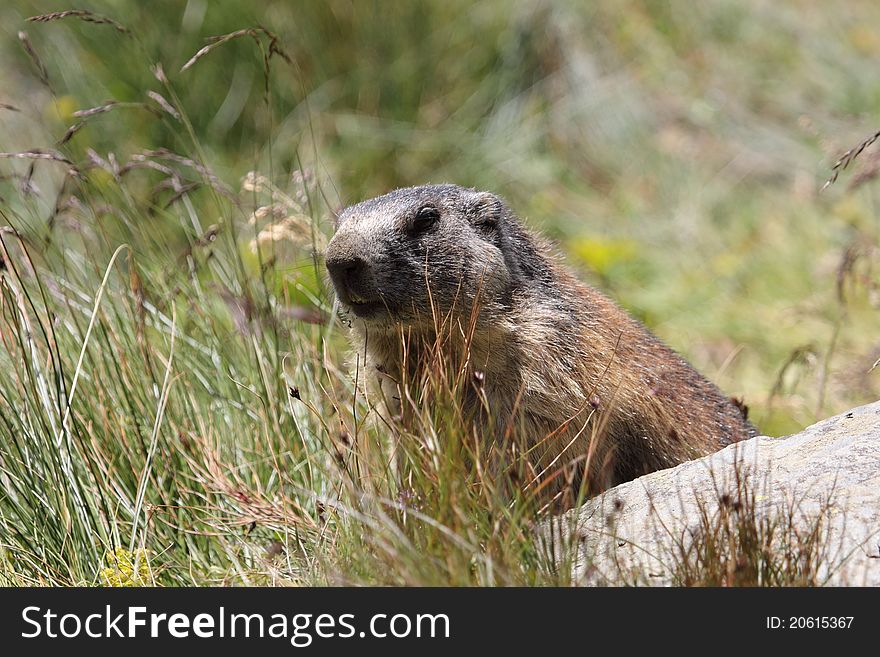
[2,0,879,434]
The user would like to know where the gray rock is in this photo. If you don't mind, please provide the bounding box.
[548,401,880,585]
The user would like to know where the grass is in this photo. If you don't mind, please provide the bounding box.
[0,1,877,586]
[572,457,845,587]
[666,464,841,587]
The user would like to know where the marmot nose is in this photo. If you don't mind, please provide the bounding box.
[326,254,367,293]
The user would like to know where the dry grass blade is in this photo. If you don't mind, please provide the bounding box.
[0,149,73,165]
[660,462,841,587]
[161,182,201,208]
[17,31,50,89]
[27,10,130,34]
[72,101,161,125]
[73,101,120,118]
[184,440,320,536]
[0,149,81,179]
[127,148,236,201]
[147,91,180,120]
[180,27,292,73]
[58,121,86,146]
[151,63,168,84]
[54,102,160,147]
[823,128,880,189]
[130,304,177,553]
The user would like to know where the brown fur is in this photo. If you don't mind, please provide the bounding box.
[325,184,757,507]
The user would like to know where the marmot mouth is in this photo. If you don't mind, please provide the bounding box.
[331,281,389,317]
[346,299,385,317]
[339,290,387,317]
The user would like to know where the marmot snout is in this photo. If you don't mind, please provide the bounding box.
[326,184,757,504]
[326,185,512,323]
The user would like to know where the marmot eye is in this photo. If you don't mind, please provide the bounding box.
[410,205,440,233]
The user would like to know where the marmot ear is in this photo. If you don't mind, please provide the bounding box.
[467,191,503,231]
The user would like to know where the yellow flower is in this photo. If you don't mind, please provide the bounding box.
[571,237,638,277]
[99,547,152,587]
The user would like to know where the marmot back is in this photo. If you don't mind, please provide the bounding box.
[325,184,757,506]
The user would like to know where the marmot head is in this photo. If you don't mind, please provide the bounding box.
[325,184,550,327]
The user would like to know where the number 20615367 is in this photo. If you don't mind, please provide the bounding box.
[766,617,854,629]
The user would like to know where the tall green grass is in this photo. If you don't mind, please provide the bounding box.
[0,1,877,585]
